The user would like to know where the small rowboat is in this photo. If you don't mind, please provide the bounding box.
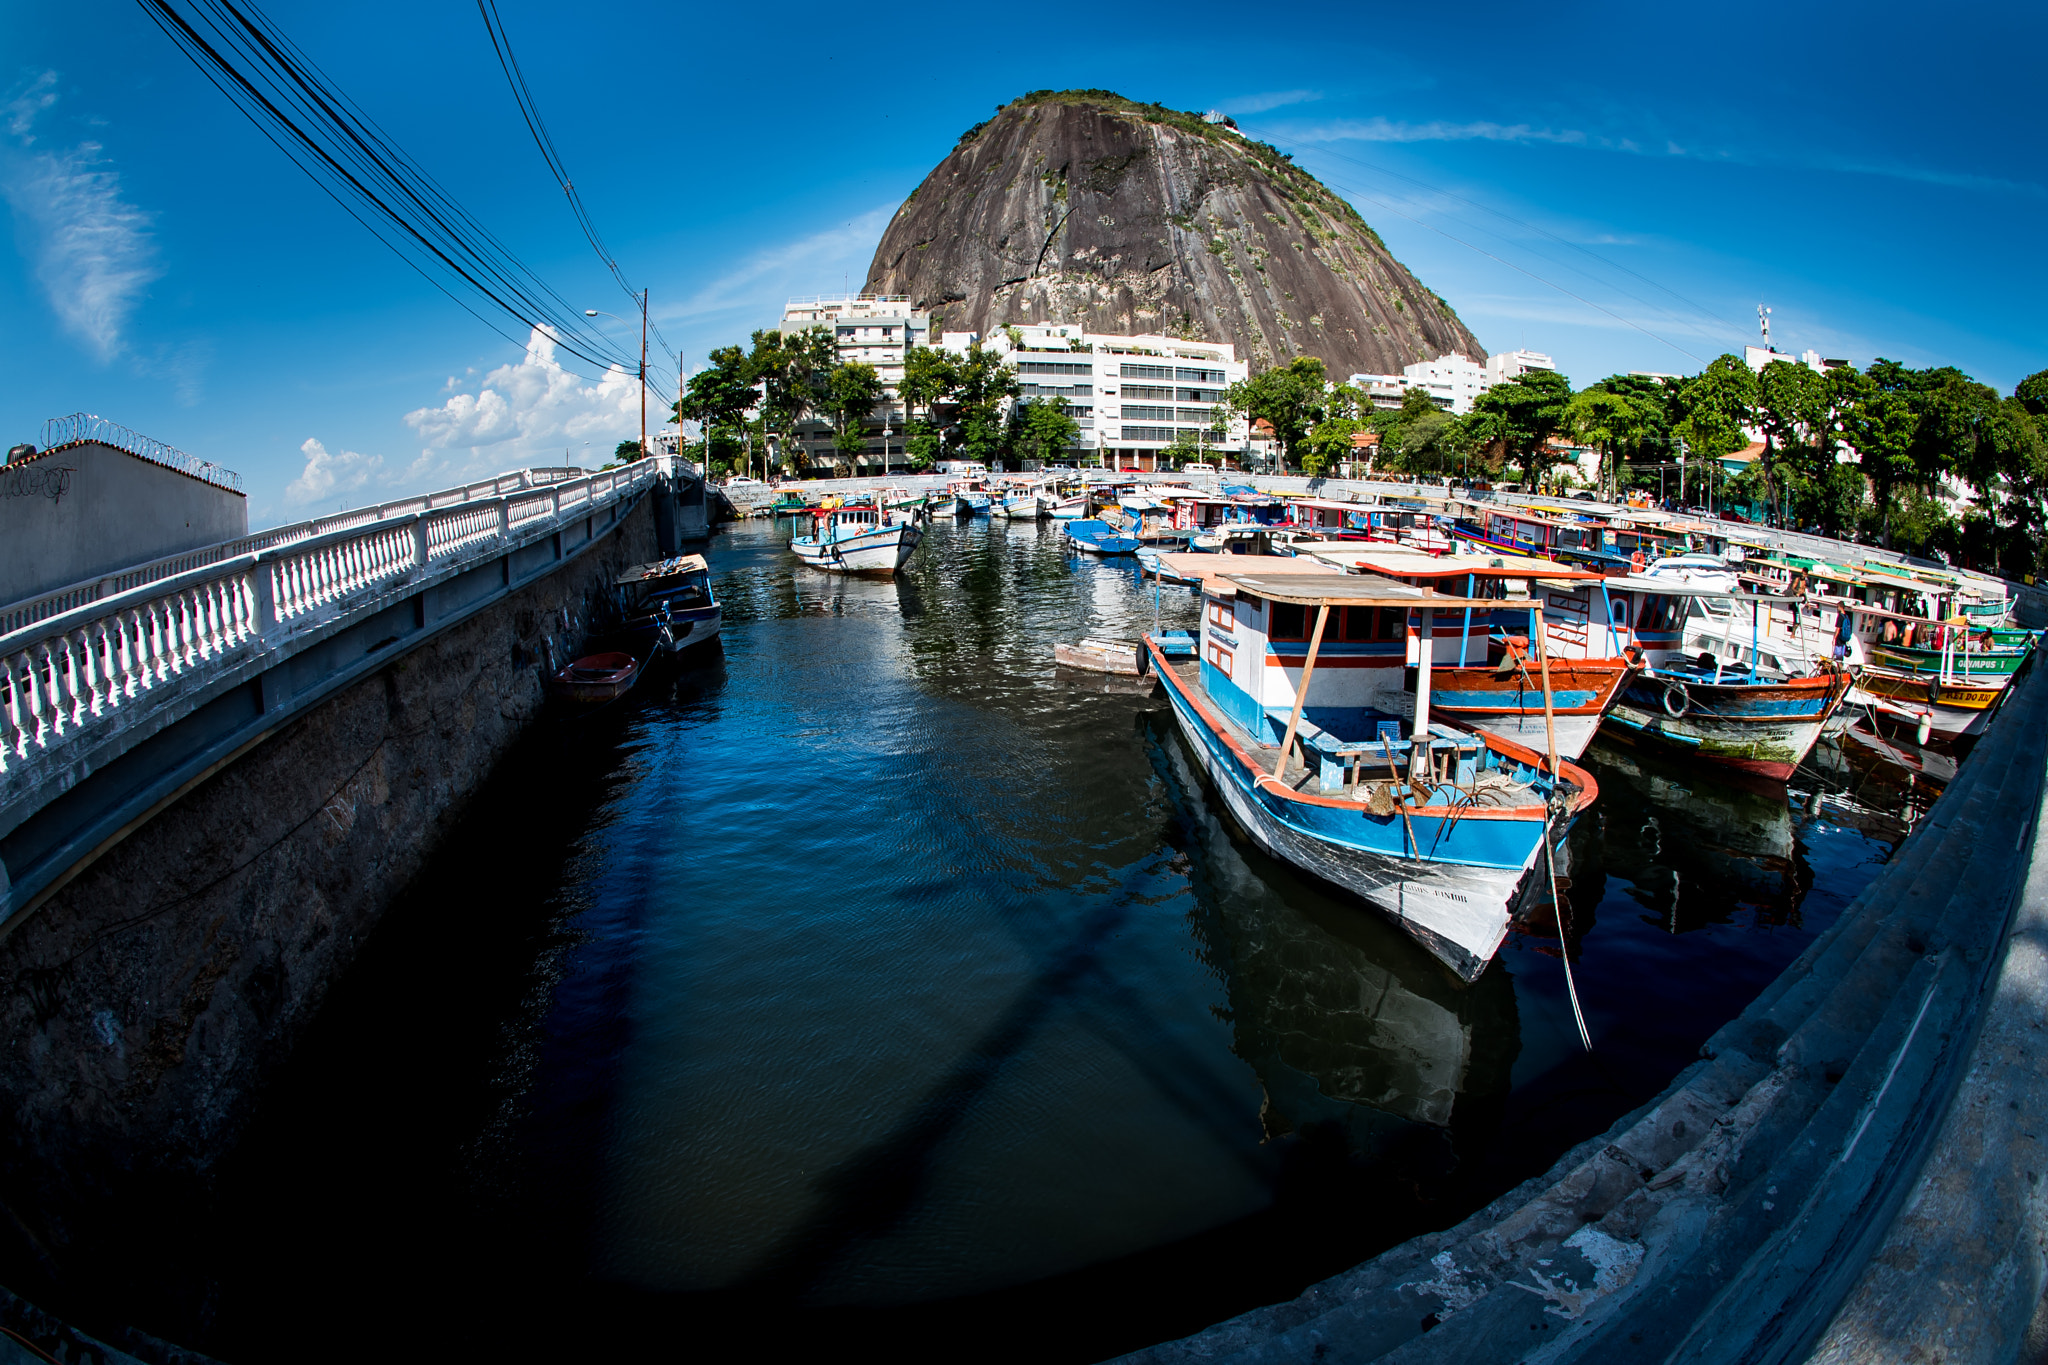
[547,651,643,705]
[1054,638,1146,676]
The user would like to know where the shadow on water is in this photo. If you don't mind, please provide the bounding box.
[133,518,1928,1364]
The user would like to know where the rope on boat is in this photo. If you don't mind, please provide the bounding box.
[1546,808,1593,1053]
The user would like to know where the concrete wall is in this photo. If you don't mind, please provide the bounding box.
[0,444,247,605]
[0,495,657,1322]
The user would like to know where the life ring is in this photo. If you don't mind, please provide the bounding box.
[1631,551,1646,572]
[1661,680,1691,718]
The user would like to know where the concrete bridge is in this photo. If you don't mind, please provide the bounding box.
[0,447,710,1350]
[1,452,2045,1363]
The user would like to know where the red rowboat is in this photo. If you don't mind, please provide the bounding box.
[547,651,643,705]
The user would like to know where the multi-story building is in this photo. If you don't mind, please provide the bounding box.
[1401,353,1488,414]
[940,323,1250,470]
[1345,373,1408,411]
[778,295,930,468]
[1485,349,1556,387]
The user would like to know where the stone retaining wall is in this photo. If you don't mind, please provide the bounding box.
[0,496,657,1326]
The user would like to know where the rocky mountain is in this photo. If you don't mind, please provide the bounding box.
[863,90,1484,378]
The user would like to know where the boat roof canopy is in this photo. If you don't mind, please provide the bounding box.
[616,554,707,584]
[1216,569,1428,607]
[1606,572,1800,602]
[1301,546,1604,581]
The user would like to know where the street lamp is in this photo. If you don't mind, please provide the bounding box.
[585,292,648,464]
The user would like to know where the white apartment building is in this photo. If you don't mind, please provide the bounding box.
[778,295,931,466]
[941,323,1250,470]
[1402,353,1488,414]
[1346,373,1408,411]
[1742,345,1849,375]
[1485,349,1556,387]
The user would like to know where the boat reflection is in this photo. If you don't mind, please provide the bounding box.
[1157,713,1518,1161]
[1577,738,1800,931]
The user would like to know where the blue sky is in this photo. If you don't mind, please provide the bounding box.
[3,0,2042,527]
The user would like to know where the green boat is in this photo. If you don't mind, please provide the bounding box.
[769,491,811,515]
[1867,640,2030,678]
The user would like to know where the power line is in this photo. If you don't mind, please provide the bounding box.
[476,0,682,376]
[136,0,641,380]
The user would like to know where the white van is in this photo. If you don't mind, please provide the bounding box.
[1182,462,1217,474]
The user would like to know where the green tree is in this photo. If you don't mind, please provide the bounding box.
[947,341,1020,467]
[675,344,759,478]
[825,362,886,464]
[1563,389,1643,499]
[1842,361,1919,545]
[1009,396,1080,466]
[1299,382,1365,477]
[614,439,645,462]
[1467,369,1573,488]
[1394,410,1473,477]
[1225,356,1328,469]
[1163,429,1205,469]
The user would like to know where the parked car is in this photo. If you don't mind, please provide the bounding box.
[723,475,763,487]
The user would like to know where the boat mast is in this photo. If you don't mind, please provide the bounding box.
[1413,601,1435,771]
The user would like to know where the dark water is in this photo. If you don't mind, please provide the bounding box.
[187,517,1932,1362]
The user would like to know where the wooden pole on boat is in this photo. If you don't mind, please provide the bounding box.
[1531,602,1560,778]
[1273,603,1330,780]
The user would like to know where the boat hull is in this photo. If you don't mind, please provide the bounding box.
[792,524,922,575]
[1150,642,1585,981]
[1428,658,1635,762]
[1048,496,1089,520]
[1606,668,1853,778]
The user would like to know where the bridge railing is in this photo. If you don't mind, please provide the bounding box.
[0,466,590,638]
[0,461,656,796]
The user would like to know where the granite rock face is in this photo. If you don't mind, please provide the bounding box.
[864,93,1484,376]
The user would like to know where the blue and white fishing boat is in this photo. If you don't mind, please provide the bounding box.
[614,554,721,655]
[791,505,922,575]
[948,478,992,516]
[1150,564,1598,980]
[994,484,1044,520]
[1047,488,1091,520]
[1064,519,1140,556]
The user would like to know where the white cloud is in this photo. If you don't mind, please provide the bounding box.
[401,325,644,483]
[1217,90,1322,116]
[285,437,385,507]
[1290,117,1588,147]
[666,204,895,323]
[0,72,161,362]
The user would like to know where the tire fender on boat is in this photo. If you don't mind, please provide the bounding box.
[1661,680,1691,718]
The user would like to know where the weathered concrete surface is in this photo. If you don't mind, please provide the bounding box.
[1,443,246,606]
[1807,759,2048,1361]
[0,495,656,1317]
[1118,656,2048,1364]
[865,92,1482,375]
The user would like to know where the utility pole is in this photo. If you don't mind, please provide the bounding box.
[639,288,649,463]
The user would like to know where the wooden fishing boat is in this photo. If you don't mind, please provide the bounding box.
[614,555,721,656]
[547,651,643,705]
[1295,544,1637,761]
[1153,565,1597,982]
[791,505,922,575]
[1064,519,1140,555]
[1604,659,1854,779]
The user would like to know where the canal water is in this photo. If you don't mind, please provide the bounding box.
[197,516,1938,1362]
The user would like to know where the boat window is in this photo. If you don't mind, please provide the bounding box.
[1269,601,1310,641]
[1636,595,1682,632]
[1206,641,1233,673]
[1338,606,1374,642]
[1609,597,1628,624]
[1207,600,1232,631]
[1378,607,1405,641]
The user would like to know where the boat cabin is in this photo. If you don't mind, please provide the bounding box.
[616,554,712,617]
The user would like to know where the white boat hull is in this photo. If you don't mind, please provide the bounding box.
[1048,496,1089,520]
[1467,711,1602,762]
[1160,682,1539,978]
[792,524,922,574]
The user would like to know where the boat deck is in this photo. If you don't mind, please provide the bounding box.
[1164,659,1549,810]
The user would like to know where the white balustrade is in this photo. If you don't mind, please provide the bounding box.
[0,462,656,784]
